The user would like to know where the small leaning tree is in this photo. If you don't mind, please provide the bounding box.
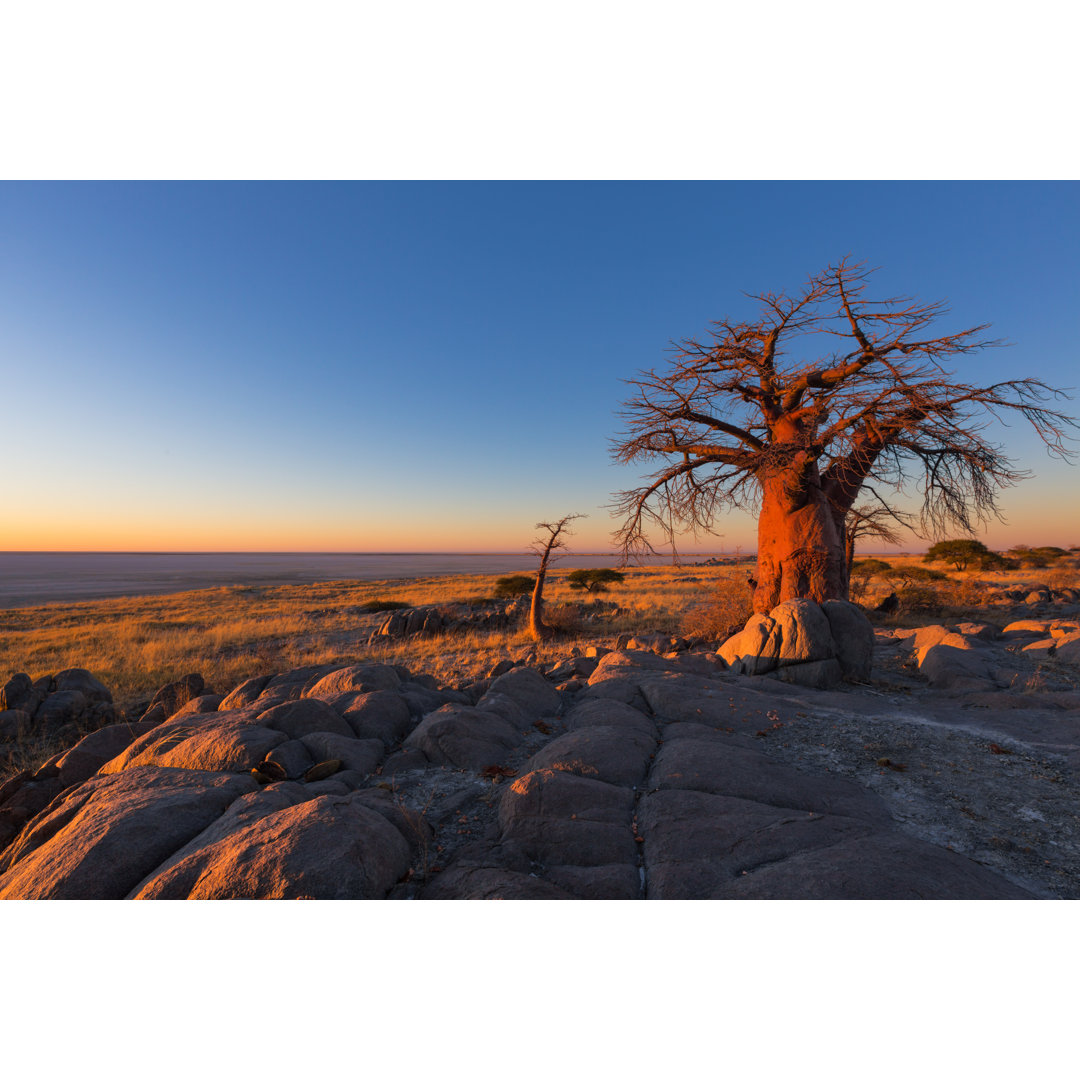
[527,514,584,641]
[611,260,1076,615]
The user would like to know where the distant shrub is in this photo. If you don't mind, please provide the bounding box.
[681,580,753,642]
[1007,546,1066,569]
[357,599,410,613]
[493,575,535,598]
[924,539,992,571]
[972,550,1012,570]
[890,565,949,585]
[849,559,892,602]
[852,558,892,575]
[566,568,626,594]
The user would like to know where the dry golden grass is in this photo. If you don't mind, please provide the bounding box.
[0,563,753,716]
[4,552,1076,749]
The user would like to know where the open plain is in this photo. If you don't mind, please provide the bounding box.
[2,555,1079,899]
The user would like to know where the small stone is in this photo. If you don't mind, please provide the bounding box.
[304,759,342,782]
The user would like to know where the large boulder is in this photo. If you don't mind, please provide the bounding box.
[403,705,521,770]
[339,691,414,745]
[820,600,875,680]
[101,711,286,775]
[54,720,161,788]
[770,599,835,664]
[525,726,656,787]
[33,691,89,733]
[53,669,113,706]
[485,666,562,717]
[130,792,412,900]
[718,614,781,675]
[916,643,999,692]
[219,674,273,710]
[0,766,258,899]
[719,599,873,686]
[140,673,205,724]
[256,698,355,739]
[303,664,402,697]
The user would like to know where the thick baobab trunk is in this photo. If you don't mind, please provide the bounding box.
[753,471,849,614]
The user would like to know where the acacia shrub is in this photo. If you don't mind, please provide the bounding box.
[566,568,626,594]
[923,539,993,571]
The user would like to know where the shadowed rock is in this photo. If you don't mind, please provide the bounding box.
[403,705,520,770]
[338,691,414,745]
[257,698,355,739]
[54,720,161,789]
[713,832,1035,899]
[650,734,893,822]
[498,768,636,866]
[638,789,878,899]
[563,697,659,740]
[54,669,113,706]
[485,666,562,716]
[299,732,384,776]
[141,673,204,723]
[526,726,655,787]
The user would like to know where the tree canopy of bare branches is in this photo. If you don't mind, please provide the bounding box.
[611,260,1076,613]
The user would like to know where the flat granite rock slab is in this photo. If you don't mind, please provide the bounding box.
[637,789,880,900]
[711,832,1036,899]
[649,735,893,824]
[562,697,659,740]
[498,768,637,866]
[525,725,656,788]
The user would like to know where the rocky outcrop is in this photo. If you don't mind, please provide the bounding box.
[368,599,622,644]
[718,599,873,687]
[0,639,1068,900]
[1,668,117,739]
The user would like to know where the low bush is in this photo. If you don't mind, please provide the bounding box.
[680,581,753,642]
[493,575,535,598]
[356,599,410,613]
[850,559,893,602]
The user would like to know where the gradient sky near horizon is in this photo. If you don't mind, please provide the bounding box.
[3,181,1078,554]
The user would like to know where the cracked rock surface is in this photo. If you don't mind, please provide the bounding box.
[2,626,1078,899]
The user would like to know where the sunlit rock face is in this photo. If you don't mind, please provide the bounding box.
[718,599,873,687]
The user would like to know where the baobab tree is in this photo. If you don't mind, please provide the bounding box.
[611,260,1076,614]
[527,513,583,641]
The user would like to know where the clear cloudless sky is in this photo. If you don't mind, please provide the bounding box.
[2,180,1078,553]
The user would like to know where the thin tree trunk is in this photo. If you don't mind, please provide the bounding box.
[753,471,848,614]
[528,547,556,640]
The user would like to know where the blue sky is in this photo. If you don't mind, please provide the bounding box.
[2,181,1077,552]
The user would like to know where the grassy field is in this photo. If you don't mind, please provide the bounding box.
[0,562,755,716]
[3,550,1077,757]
